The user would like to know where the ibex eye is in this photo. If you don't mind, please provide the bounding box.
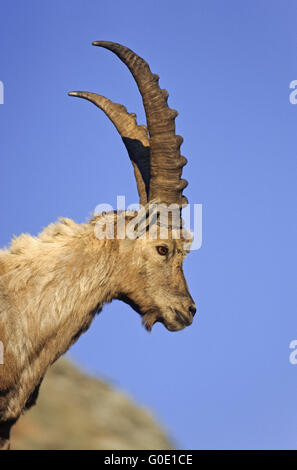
[156,245,169,256]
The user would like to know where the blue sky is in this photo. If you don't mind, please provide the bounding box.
[0,0,296,450]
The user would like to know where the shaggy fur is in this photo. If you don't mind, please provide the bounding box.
[0,212,195,449]
[0,40,196,449]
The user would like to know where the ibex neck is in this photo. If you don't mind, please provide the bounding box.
[0,218,122,420]
[5,218,121,367]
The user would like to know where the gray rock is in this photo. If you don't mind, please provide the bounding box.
[11,359,173,450]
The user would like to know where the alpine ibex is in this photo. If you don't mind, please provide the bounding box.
[0,41,196,449]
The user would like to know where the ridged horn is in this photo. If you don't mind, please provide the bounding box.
[92,41,188,207]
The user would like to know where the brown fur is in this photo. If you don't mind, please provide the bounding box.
[0,40,196,450]
[0,212,195,448]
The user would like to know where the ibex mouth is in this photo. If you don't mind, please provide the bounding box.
[174,309,193,327]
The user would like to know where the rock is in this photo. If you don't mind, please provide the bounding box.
[11,358,173,450]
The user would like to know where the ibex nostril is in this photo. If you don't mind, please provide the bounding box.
[189,305,197,317]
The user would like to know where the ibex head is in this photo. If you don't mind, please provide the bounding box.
[117,234,196,332]
[69,41,196,332]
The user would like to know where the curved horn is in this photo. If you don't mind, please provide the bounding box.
[92,41,188,207]
[68,91,150,206]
